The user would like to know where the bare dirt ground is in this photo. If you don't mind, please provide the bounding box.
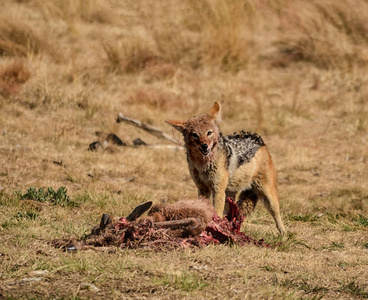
[1,0,368,299]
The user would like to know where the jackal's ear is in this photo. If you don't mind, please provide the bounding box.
[208,101,222,122]
[165,120,186,133]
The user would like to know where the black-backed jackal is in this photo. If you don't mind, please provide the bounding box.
[166,102,286,234]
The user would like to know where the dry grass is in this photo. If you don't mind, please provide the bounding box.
[1,0,368,299]
[0,18,44,57]
[0,60,31,97]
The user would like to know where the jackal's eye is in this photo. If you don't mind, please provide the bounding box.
[207,131,213,136]
[191,133,199,139]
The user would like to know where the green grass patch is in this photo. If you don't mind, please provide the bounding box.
[158,273,208,292]
[281,278,328,297]
[15,211,39,220]
[323,241,345,251]
[260,265,276,272]
[258,232,310,251]
[340,281,368,298]
[1,210,39,229]
[16,186,80,207]
[288,213,319,223]
[353,214,368,227]
[73,192,93,204]
[325,212,346,224]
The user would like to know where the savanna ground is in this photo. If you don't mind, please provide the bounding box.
[0,0,368,299]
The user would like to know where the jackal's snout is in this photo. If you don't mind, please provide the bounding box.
[199,143,209,156]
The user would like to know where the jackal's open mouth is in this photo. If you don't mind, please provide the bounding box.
[199,148,210,156]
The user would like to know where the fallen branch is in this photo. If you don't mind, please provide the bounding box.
[147,145,183,150]
[116,112,181,145]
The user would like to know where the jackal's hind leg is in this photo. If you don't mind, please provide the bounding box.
[236,189,258,219]
[257,185,286,235]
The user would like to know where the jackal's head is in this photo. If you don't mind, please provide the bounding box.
[166,102,222,164]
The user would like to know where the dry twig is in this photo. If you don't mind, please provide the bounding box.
[116,112,181,145]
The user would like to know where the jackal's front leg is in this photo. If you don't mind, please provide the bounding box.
[212,175,228,216]
[190,166,211,200]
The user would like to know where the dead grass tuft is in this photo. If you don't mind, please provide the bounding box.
[126,88,186,111]
[264,0,368,69]
[141,0,250,71]
[143,62,179,81]
[103,40,161,74]
[186,0,250,71]
[0,61,31,97]
[0,19,46,58]
[35,0,116,26]
[21,83,65,109]
[315,1,368,44]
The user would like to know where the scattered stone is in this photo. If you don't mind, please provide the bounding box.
[106,133,126,146]
[125,177,136,183]
[133,138,147,146]
[7,277,43,285]
[89,141,103,151]
[53,161,63,166]
[80,282,100,292]
[95,131,104,137]
[66,245,78,252]
[29,270,49,276]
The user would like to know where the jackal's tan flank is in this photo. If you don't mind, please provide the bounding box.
[166,102,286,234]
